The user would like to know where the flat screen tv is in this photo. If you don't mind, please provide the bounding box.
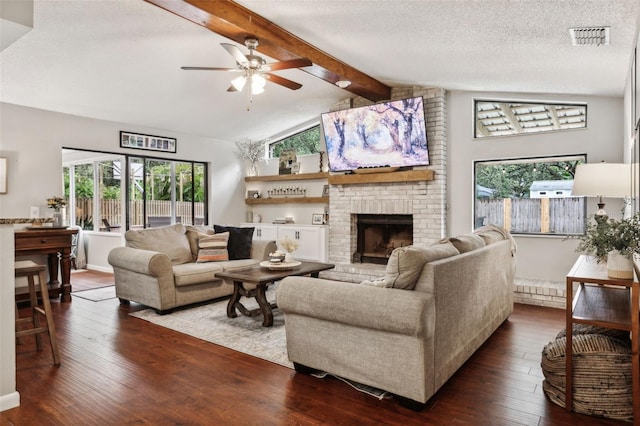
[320,96,429,172]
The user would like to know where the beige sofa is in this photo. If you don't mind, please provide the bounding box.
[108,224,276,313]
[276,226,516,409]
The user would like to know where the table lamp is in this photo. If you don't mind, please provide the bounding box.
[571,163,631,222]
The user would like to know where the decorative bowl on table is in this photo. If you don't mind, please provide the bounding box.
[260,260,302,270]
[268,252,286,263]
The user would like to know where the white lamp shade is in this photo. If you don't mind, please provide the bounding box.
[571,163,631,198]
[231,76,246,91]
[251,74,266,94]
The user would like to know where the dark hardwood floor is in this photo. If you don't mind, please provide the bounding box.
[2,271,625,425]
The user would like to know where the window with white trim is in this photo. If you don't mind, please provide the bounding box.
[474,154,587,235]
[474,100,587,138]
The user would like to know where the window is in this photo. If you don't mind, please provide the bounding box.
[474,100,587,138]
[269,125,321,158]
[126,157,207,229]
[474,155,587,235]
[63,148,207,231]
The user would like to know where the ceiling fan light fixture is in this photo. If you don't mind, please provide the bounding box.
[251,74,266,95]
[253,74,266,88]
[231,75,246,91]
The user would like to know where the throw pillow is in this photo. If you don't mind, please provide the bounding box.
[383,241,460,290]
[213,225,254,260]
[448,234,486,253]
[196,232,230,263]
[186,226,215,261]
[473,224,509,246]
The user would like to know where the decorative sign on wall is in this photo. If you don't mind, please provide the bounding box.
[278,149,297,175]
[120,131,177,153]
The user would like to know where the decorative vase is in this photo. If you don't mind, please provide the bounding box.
[284,252,294,263]
[53,207,66,227]
[248,161,259,177]
[607,251,633,279]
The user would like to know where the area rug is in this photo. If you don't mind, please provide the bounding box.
[129,287,292,368]
[72,285,117,302]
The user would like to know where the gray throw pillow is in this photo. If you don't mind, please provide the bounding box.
[474,224,509,245]
[382,241,460,290]
[448,234,486,253]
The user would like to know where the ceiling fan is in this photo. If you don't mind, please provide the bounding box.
[181,37,312,109]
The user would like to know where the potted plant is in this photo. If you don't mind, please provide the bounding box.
[278,236,299,263]
[576,211,640,279]
[47,195,67,227]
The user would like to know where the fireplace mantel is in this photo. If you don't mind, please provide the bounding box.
[327,170,434,186]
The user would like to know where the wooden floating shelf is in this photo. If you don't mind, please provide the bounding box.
[245,172,329,183]
[245,196,329,205]
[327,170,435,185]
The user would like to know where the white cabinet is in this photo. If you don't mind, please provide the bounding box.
[240,223,278,242]
[240,223,328,262]
[276,225,328,262]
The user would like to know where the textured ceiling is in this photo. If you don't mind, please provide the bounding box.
[1,0,639,143]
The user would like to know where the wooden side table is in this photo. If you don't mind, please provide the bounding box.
[15,228,78,302]
[565,255,639,425]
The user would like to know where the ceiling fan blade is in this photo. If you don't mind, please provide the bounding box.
[265,73,303,90]
[221,43,249,66]
[266,58,312,71]
[181,66,240,71]
[227,85,239,92]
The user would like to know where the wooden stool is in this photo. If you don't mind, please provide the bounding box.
[15,260,61,365]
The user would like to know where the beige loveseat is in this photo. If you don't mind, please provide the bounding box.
[276,226,516,409]
[108,224,276,313]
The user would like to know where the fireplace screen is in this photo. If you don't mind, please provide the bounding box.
[354,214,413,264]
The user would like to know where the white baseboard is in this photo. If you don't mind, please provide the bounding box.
[86,264,113,274]
[0,391,20,412]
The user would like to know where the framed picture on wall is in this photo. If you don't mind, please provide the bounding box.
[278,149,297,175]
[120,131,177,153]
[0,157,6,194]
[312,213,324,225]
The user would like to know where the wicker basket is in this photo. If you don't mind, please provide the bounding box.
[541,331,632,422]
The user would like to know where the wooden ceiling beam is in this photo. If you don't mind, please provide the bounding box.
[144,0,391,101]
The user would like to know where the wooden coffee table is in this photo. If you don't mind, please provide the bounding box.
[217,260,335,327]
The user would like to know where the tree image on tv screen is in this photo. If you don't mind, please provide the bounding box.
[321,96,429,171]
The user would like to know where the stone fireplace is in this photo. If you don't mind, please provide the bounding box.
[354,214,413,264]
[322,86,448,283]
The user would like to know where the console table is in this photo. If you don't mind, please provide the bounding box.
[15,228,78,302]
[565,255,639,425]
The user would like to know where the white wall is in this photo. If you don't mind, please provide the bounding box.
[0,102,247,267]
[0,225,18,412]
[447,91,624,282]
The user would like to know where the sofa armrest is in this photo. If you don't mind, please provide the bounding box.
[108,246,173,277]
[276,277,434,338]
[250,240,277,261]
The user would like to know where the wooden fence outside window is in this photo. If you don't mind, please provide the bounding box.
[475,197,585,235]
[75,199,205,230]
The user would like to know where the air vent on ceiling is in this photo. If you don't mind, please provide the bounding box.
[569,27,610,46]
